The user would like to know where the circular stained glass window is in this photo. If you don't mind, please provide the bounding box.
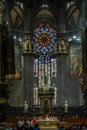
[33,24,57,54]
[39,33,50,46]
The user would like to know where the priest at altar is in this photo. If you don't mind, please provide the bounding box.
[45,115,58,121]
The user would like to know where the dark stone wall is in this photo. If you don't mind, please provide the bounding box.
[57,56,80,107]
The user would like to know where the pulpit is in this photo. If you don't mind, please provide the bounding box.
[38,84,54,115]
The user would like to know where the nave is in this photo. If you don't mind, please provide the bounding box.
[1,0,87,128]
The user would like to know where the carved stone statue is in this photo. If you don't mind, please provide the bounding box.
[24,100,29,113]
[64,100,69,113]
[21,36,32,52]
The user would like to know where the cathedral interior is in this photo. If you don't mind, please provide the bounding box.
[1,0,87,126]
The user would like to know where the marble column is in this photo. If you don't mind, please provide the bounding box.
[22,52,34,106]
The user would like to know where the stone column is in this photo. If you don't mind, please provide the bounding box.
[22,52,34,107]
[82,27,87,107]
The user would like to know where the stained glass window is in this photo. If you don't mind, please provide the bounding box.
[33,86,39,105]
[52,86,57,106]
[33,24,57,54]
[33,56,57,105]
[33,59,38,77]
[33,56,57,87]
[51,59,57,77]
[33,23,57,105]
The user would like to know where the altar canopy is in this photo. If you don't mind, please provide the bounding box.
[39,84,54,115]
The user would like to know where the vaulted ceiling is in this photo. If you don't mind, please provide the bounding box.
[4,0,81,36]
[6,0,67,33]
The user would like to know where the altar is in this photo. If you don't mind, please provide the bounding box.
[37,119,68,130]
[38,119,58,128]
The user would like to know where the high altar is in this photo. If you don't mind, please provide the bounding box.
[38,120,58,129]
[37,83,59,129]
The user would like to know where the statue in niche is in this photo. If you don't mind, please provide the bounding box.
[61,40,66,52]
[25,37,32,52]
[21,36,32,52]
[25,39,29,51]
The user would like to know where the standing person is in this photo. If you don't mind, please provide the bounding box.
[31,117,37,125]
[33,123,40,130]
[58,124,65,130]
[26,120,30,127]
[30,121,34,130]
[23,122,29,130]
